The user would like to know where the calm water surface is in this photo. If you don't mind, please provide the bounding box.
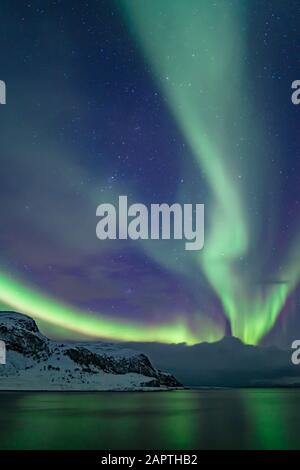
[0,389,299,450]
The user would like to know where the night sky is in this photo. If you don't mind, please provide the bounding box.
[1,0,300,347]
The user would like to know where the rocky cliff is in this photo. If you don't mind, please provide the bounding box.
[0,311,181,391]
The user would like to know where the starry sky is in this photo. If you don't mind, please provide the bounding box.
[0,0,300,347]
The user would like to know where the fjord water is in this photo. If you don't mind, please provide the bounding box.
[0,389,299,450]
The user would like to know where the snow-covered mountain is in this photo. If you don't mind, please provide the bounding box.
[0,311,181,391]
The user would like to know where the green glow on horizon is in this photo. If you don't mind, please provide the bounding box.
[0,271,223,344]
[120,0,300,344]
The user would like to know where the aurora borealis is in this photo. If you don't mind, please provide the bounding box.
[1,0,300,346]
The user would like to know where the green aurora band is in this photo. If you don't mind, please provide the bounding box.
[0,271,223,344]
[120,0,300,344]
[1,1,300,346]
